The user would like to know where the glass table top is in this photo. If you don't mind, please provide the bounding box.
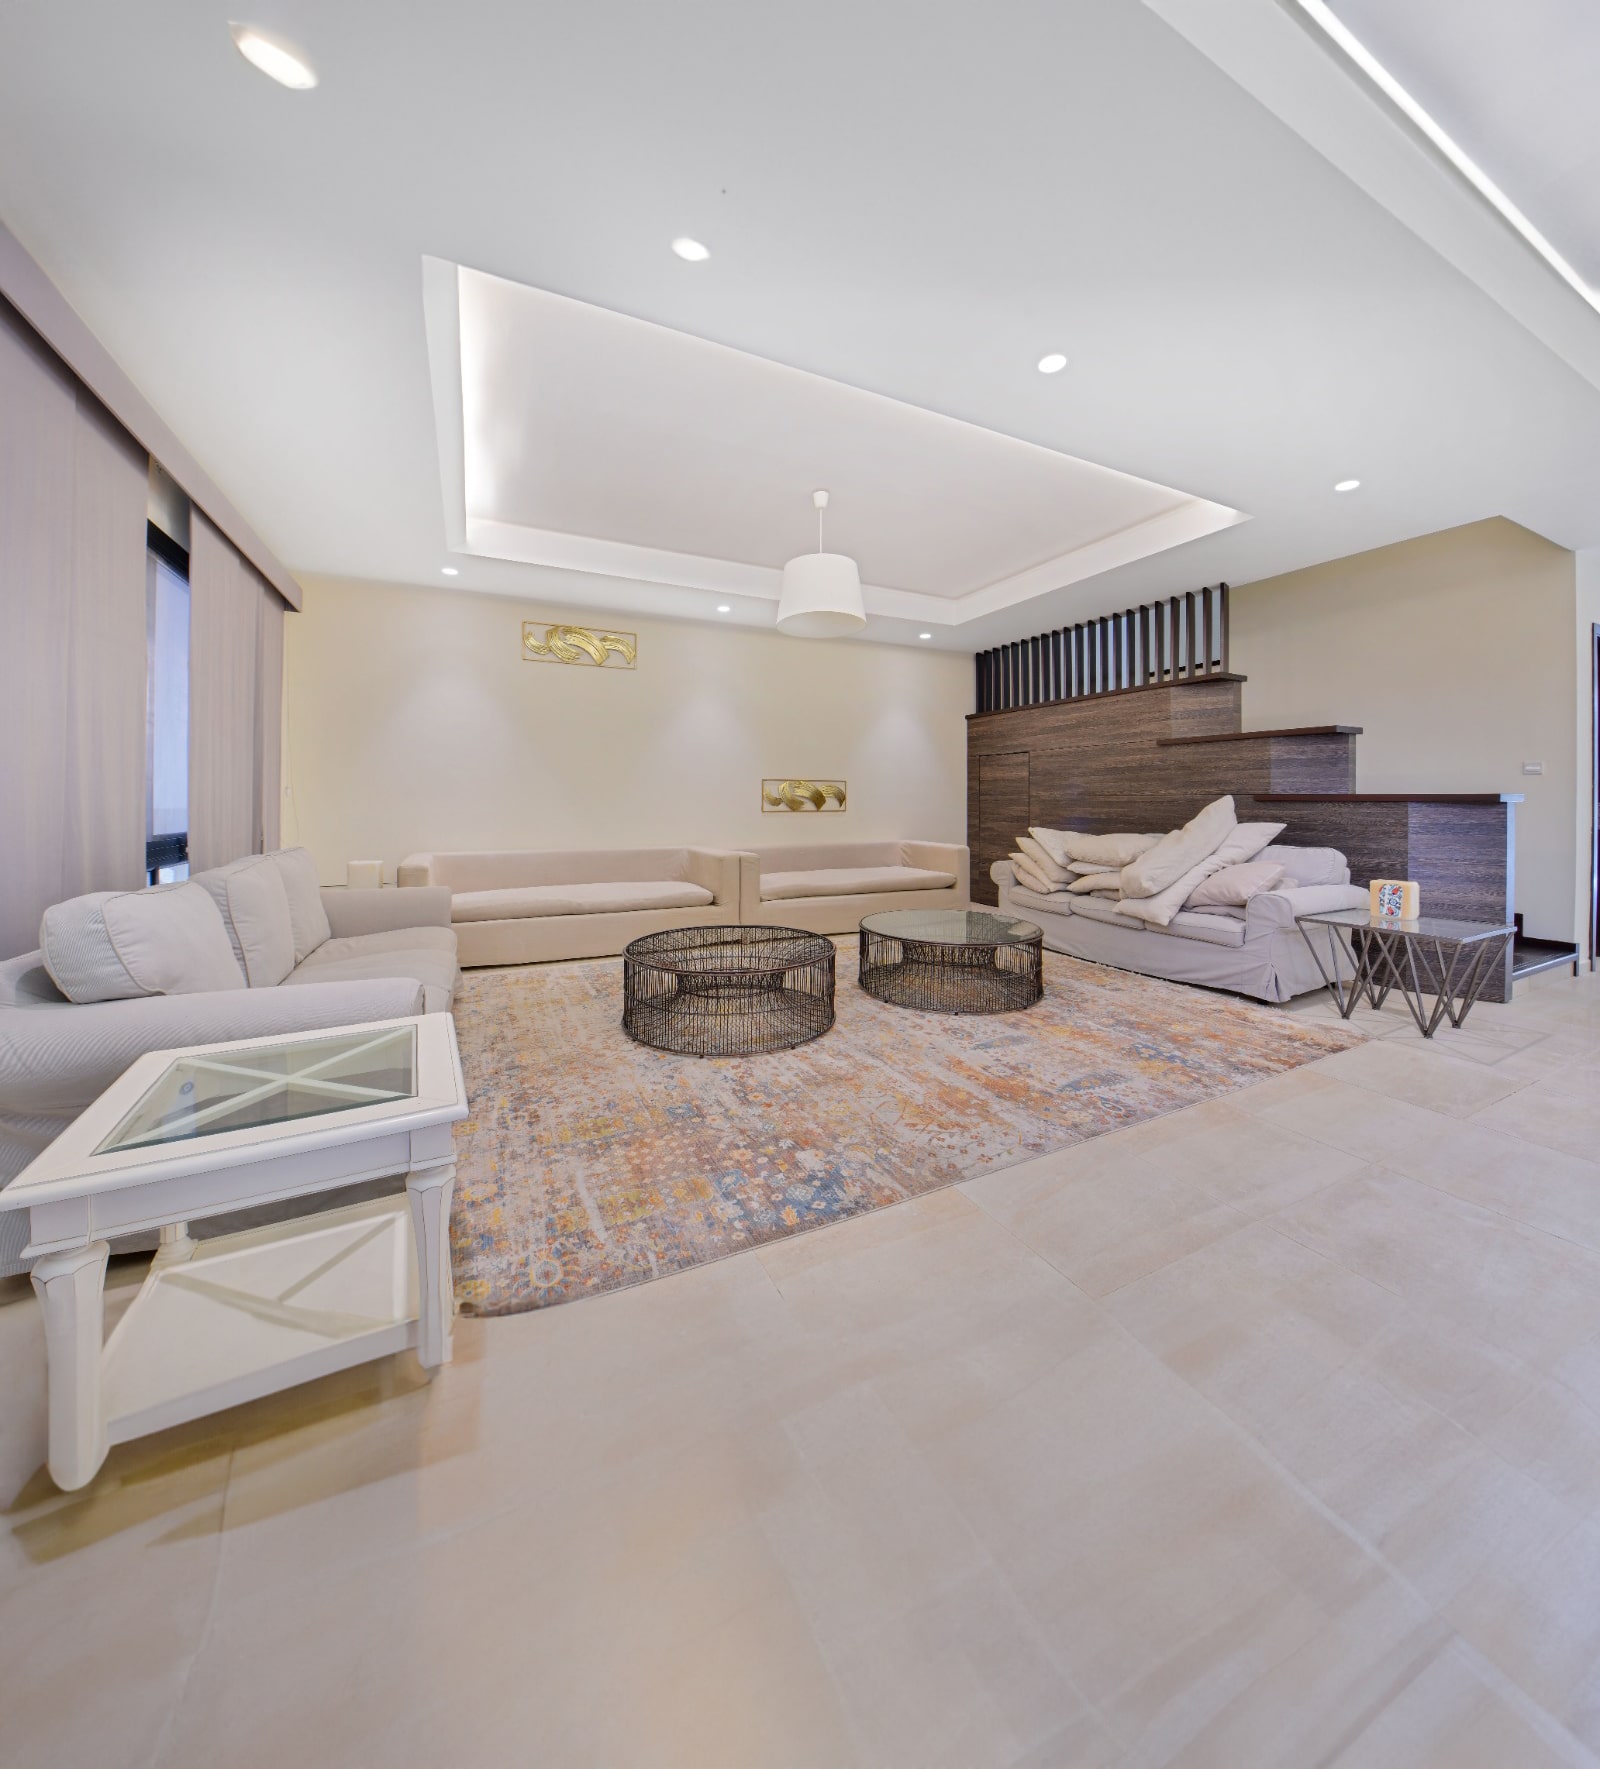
[860,908,1042,946]
[97,1025,419,1155]
[1297,909,1514,944]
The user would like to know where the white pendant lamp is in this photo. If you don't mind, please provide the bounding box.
[777,490,866,638]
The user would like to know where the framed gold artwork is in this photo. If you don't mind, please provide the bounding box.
[522,622,637,669]
[762,779,847,813]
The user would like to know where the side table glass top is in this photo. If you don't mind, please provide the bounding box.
[1296,910,1513,944]
[859,908,1042,946]
[97,1025,418,1155]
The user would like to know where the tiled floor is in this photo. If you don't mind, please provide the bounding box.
[3,965,1600,1768]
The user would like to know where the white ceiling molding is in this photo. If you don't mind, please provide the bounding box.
[1141,0,1600,397]
[424,258,1244,629]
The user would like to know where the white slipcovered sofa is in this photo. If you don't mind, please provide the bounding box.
[740,841,970,936]
[993,845,1367,1002]
[397,847,744,966]
[0,850,458,1275]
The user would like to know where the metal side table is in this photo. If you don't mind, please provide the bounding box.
[1295,909,1514,1038]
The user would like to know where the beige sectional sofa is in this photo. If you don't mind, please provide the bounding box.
[398,847,744,966]
[740,841,969,936]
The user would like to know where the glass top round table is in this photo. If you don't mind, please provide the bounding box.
[857,908,1044,1014]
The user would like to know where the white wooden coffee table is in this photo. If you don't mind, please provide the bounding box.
[0,1014,468,1491]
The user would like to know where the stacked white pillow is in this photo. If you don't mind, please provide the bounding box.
[1016,802,1290,929]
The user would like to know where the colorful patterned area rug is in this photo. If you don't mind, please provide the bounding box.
[448,950,1359,1316]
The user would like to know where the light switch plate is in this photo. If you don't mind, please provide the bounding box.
[1522,761,1544,775]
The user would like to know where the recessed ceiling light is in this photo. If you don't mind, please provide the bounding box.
[919,632,933,640]
[441,566,459,576]
[716,603,731,613]
[1037,353,1068,374]
[230,24,318,89]
[1334,479,1360,493]
[671,237,711,263]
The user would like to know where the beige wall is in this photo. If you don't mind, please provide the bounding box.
[283,576,971,882]
[1233,519,1582,941]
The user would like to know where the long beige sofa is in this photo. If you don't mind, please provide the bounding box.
[739,841,969,936]
[397,847,744,966]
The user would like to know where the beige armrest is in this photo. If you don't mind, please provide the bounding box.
[321,886,453,937]
[733,851,761,922]
[682,848,744,910]
[901,841,971,900]
[396,853,436,887]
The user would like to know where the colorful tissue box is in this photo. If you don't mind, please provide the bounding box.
[1369,879,1419,920]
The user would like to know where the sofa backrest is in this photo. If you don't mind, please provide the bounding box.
[752,842,905,873]
[1257,845,1349,887]
[409,849,706,891]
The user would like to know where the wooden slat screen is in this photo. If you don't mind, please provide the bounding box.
[973,584,1229,715]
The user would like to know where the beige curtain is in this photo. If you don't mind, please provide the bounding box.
[189,512,289,870]
[258,580,284,851]
[0,303,146,960]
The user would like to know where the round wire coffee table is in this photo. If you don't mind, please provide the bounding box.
[859,908,1044,1014]
[622,925,836,1056]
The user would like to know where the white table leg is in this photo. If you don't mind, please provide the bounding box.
[407,1162,456,1371]
[31,1241,110,1491]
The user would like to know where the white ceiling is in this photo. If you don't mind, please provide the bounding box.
[442,264,1241,619]
[1,0,1598,649]
[1322,0,1600,292]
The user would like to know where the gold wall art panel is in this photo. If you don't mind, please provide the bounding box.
[762,778,847,813]
[522,622,637,669]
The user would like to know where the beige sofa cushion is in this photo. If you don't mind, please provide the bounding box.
[1119,796,1236,898]
[1030,827,1160,869]
[1119,854,1231,928]
[192,855,297,986]
[1010,855,1062,897]
[40,884,245,1003]
[1064,892,1155,933]
[451,880,715,923]
[1186,861,1286,907]
[1210,822,1286,866]
[761,865,956,902]
[289,928,459,1013]
[1015,836,1073,885]
[1166,909,1247,948]
[266,847,332,963]
[1066,872,1123,894]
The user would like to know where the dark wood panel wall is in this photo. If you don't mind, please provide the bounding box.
[966,677,1518,1001]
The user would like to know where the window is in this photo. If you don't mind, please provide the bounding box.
[146,524,190,883]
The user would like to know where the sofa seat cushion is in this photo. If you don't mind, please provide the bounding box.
[762,866,956,902]
[450,881,714,923]
[288,931,459,1014]
[1062,892,1158,934]
[1165,909,1247,949]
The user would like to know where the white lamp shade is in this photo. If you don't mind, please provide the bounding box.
[776,552,866,638]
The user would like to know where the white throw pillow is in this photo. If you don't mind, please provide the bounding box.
[1185,861,1286,907]
[1257,845,1350,887]
[1015,835,1073,885]
[1119,796,1237,898]
[1010,854,1061,896]
[267,847,332,964]
[1067,872,1123,894]
[1030,827,1160,869]
[40,884,245,1003]
[1210,822,1286,866]
[1119,854,1230,928]
[192,856,297,987]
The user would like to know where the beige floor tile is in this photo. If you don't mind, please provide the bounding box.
[1139,1108,1368,1216]
[1312,1035,1538,1116]
[1471,1068,1600,1161]
[1249,1077,1454,1164]
[1273,1168,1600,1369]
[965,1156,1253,1298]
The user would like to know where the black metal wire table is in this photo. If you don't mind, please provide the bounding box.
[1295,909,1514,1037]
[622,925,836,1056]
[858,908,1044,1015]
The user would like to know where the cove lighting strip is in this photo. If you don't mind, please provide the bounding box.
[1292,0,1600,318]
